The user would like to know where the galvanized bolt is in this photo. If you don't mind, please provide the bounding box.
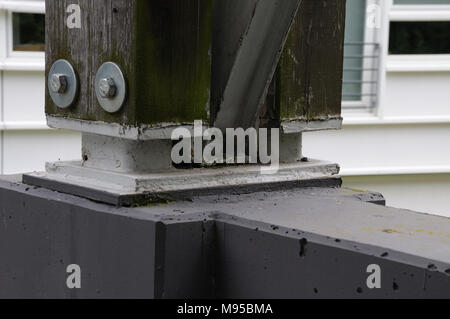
[98,77,117,98]
[95,62,126,113]
[49,74,68,94]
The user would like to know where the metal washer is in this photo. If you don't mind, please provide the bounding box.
[48,59,78,109]
[95,62,127,113]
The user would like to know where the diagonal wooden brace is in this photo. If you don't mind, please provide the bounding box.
[212,0,302,131]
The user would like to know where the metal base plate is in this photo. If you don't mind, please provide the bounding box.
[23,159,341,206]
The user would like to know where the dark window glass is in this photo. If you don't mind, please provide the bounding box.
[389,21,450,54]
[13,13,45,52]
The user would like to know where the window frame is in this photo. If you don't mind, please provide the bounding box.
[7,10,45,58]
[387,2,450,72]
[342,0,382,114]
[0,0,45,71]
[344,0,450,124]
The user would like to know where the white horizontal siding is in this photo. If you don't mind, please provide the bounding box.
[303,124,450,177]
[2,130,80,174]
[344,174,450,218]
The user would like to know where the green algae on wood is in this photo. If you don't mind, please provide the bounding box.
[45,0,212,126]
[261,0,346,126]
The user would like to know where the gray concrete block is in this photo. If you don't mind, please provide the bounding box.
[0,177,448,299]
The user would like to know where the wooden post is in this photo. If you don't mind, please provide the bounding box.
[261,0,347,133]
[46,0,212,130]
[33,0,348,204]
[46,0,345,137]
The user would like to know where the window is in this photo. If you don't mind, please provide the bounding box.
[390,1,450,55]
[387,0,450,71]
[12,12,45,52]
[343,0,450,114]
[0,0,45,71]
[342,0,380,111]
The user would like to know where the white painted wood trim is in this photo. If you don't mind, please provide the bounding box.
[0,57,44,71]
[376,0,393,120]
[0,121,49,131]
[0,1,45,14]
[390,4,450,21]
[386,55,450,72]
[0,8,7,62]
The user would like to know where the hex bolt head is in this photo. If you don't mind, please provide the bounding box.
[95,62,126,113]
[49,74,68,94]
[99,77,117,99]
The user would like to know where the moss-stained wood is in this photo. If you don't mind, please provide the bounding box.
[134,0,212,124]
[46,0,212,126]
[270,0,346,123]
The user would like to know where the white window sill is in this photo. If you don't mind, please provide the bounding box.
[390,5,450,21]
[0,0,45,14]
[0,57,44,71]
[386,55,450,72]
[0,121,49,131]
[342,111,450,126]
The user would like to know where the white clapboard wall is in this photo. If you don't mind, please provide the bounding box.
[0,0,81,176]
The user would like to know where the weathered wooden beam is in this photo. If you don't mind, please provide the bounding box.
[47,0,345,136]
[260,0,346,132]
[46,0,212,127]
